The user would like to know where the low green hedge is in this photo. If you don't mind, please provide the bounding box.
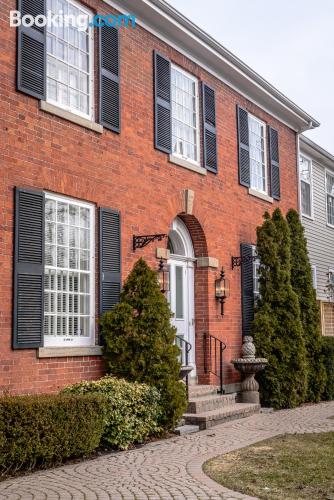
[322,337,334,401]
[62,376,162,450]
[0,393,106,473]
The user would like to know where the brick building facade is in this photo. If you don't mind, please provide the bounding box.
[0,0,319,394]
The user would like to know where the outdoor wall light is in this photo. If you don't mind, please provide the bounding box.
[157,258,170,294]
[215,267,230,316]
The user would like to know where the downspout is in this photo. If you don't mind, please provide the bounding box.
[296,133,301,214]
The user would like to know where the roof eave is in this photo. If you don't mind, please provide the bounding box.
[300,135,334,169]
[104,0,320,132]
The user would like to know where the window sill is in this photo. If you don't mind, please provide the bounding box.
[169,155,206,176]
[326,223,334,230]
[40,101,103,134]
[248,188,273,204]
[302,213,314,221]
[37,346,103,358]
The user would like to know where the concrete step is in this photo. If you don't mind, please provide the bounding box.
[183,403,261,430]
[174,424,200,436]
[187,393,237,414]
[188,385,219,398]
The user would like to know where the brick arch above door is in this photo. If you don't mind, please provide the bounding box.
[177,213,208,259]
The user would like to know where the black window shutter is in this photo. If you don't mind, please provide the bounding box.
[268,127,280,200]
[17,0,46,99]
[153,51,172,153]
[13,188,45,349]
[237,105,250,187]
[99,26,120,132]
[99,208,121,315]
[202,83,217,173]
[240,243,254,337]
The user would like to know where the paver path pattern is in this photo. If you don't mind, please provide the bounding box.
[1,402,334,500]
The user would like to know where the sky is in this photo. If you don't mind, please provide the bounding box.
[167,0,334,153]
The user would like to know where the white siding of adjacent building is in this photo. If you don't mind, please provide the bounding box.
[302,159,334,301]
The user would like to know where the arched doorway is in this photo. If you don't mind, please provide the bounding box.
[167,218,196,377]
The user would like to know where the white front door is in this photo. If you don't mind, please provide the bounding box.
[168,257,196,373]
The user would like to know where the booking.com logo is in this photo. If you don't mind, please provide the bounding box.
[9,11,136,30]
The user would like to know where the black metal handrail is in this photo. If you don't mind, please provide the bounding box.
[176,335,192,396]
[204,333,226,394]
[176,335,192,366]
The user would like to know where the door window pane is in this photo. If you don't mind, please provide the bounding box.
[175,266,184,319]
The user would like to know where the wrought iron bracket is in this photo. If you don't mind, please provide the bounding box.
[231,255,258,270]
[133,234,167,252]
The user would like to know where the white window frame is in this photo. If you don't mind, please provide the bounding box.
[46,0,94,121]
[248,113,268,195]
[311,265,317,290]
[44,192,95,348]
[299,154,313,219]
[325,169,334,228]
[170,64,200,167]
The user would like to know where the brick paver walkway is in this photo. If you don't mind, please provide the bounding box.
[1,402,334,500]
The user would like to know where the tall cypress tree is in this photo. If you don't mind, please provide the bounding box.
[286,209,326,402]
[253,208,308,408]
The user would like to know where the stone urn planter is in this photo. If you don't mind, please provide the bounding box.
[232,336,268,404]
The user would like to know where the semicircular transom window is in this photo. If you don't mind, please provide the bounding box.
[167,230,185,256]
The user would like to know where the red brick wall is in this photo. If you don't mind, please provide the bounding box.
[0,0,298,394]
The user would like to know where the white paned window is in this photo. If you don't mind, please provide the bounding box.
[248,114,267,193]
[46,0,93,118]
[252,246,260,301]
[326,170,334,226]
[299,155,313,217]
[44,193,95,347]
[171,65,199,165]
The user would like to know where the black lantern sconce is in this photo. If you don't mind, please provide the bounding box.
[157,258,170,294]
[215,267,230,315]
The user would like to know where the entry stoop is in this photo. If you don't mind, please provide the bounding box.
[184,386,260,430]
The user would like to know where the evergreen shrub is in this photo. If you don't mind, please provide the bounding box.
[286,209,326,402]
[101,258,187,430]
[0,393,106,474]
[253,209,308,408]
[322,337,334,401]
[62,376,161,449]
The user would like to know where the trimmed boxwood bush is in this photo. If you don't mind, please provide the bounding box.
[0,393,106,473]
[62,376,161,450]
[322,337,334,401]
